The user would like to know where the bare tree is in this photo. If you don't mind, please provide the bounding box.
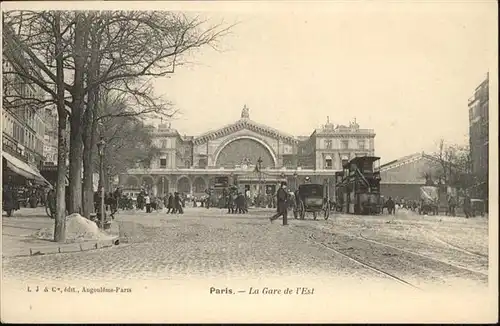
[429,139,473,190]
[4,10,234,223]
[3,11,72,242]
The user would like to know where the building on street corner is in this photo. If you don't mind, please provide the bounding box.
[2,54,49,186]
[119,105,376,198]
[468,73,489,201]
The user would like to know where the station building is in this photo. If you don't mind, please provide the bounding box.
[119,106,376,198]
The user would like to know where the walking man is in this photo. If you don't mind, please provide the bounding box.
[175,192,184,214]
[205,188,212,209]
[145,193,151,213]
[270,181,288,225]
[167,193,174,213]
[227,190,235,214]
[463,193,472,218]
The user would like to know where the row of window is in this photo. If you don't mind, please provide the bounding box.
[2,112,43,155]
[159,157,193,169]
[324,139,367,150]
[324,153,369,169]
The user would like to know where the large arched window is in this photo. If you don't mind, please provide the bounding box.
[216,138,274,168]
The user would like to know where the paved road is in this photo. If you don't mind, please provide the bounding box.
[2,207,489,292]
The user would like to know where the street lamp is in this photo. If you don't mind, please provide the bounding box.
[97,136,106,229]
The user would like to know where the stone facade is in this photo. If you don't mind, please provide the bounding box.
[468,73,489,200]
[2,55,46,170]
[120,106,376,197]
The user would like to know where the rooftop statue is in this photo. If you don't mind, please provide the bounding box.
[324,116,335,130]
[241,104,250,119]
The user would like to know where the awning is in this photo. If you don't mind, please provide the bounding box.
[325,155,332,160]
[2,152,51,186]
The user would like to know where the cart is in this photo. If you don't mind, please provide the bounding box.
[418,186,439,215]
[293,183,330,220]
[470,199,485,217]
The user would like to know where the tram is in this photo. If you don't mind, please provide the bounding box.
[335,156,382,215]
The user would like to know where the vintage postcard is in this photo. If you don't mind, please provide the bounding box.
[1,0,498,323]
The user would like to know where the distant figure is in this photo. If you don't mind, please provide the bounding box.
[46,188,56,217]
[236,192,246,214]
[227,191,235,214]
[205,188,212,209]
[167,193,174,214]
[270,181,288,224]
[386,197,395,215]
[463,194,472,219]
[174,192,183,214]
[137,192,144,210]
[3,185,18,217]
[144,193,151,213]
[447,195,457,217]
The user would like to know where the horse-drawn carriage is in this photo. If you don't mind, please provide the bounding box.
[293,183,330,220]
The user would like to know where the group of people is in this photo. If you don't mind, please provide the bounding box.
[225,189,249,214]
[163,192,185,214]
[93,188,122,217]
[135,191,184,214]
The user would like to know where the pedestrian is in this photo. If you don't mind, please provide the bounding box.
[137,192,144,210]
[205,188,212,209]
[386,197,395,215]
[227,191,234,214]
[145,193,151,213]
[235,192,244,214]
[2,185,18,217]
[463,194,472,218]
[174,192,183,214]
[448,195,456,217]
[270,181,289,225]
[166,193,174,213]
[47,188,56,218]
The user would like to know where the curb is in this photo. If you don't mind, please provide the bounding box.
[3,236,121,258]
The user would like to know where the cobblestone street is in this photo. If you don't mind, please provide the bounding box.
[2,207,490,292]
[2,208,375,283]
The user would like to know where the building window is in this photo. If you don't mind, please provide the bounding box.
[325,139,333,149]
[160,158,167,168]
[341,140,349,150]
[325,156,333,169]
[358,139,366,150]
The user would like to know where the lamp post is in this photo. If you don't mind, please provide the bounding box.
[257,156,263,196]
[97,137,106,229]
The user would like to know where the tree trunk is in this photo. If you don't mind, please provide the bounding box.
[82,103,95,218]
[82,19,101,219]
[68,13,90,214]
[54,13,68,243]
[68,125,84,214]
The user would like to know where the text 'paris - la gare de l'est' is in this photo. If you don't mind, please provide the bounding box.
[210,286,315,295]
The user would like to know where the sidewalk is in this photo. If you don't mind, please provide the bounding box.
[2,207,120,257]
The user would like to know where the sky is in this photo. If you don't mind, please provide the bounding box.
[149,1,496,164]
[4,1,495,165]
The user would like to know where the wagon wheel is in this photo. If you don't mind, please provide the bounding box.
[299,201,305,220]
[323,202,330,220]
